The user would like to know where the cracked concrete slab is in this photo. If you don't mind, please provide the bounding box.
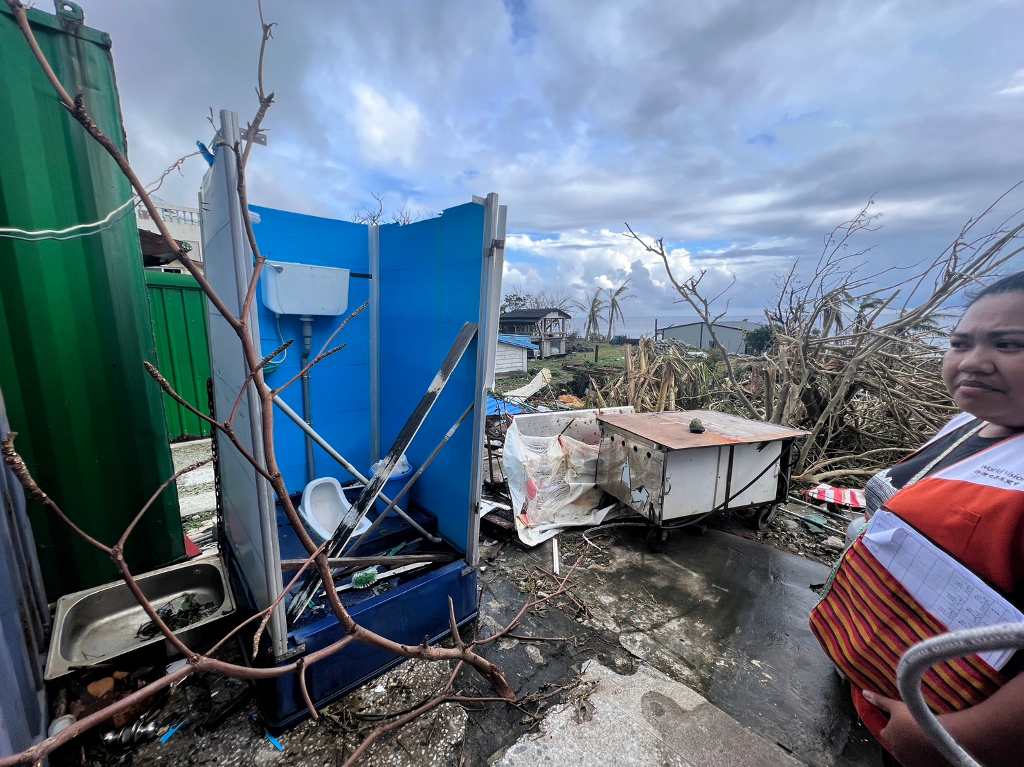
[493,660,802,767]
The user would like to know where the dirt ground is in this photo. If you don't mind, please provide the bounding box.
[492,344,628,398]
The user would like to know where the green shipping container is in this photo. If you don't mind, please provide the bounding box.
[145,271,213,441]
[0,2,185,599]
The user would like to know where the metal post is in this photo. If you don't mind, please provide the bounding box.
[217,109,286,657]
[368,223,381,463]
[467,194,506,565]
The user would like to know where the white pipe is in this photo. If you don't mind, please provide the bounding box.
[897,623,1024,767]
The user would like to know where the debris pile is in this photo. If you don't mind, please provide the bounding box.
[137,593,217,639]
[574,332,952,488]
[586,336,722,412]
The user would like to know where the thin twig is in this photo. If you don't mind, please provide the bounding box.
[118,457,212,548]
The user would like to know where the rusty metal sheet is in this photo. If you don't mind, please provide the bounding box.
[596,430,665,522]
[597,410,807,450]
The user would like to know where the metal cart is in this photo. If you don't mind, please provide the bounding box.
[596,410,806,552]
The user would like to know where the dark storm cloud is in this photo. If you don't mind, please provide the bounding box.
[70,0,1024,323]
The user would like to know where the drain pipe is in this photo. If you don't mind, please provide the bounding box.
[300,316,315,484]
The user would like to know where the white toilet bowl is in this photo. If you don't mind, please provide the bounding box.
[298,477,371,541]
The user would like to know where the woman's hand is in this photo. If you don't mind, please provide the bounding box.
[862,690,950,766]
[862,673,1024,766]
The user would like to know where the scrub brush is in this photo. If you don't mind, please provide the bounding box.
[350,567,380,589]
[335,562,431,593]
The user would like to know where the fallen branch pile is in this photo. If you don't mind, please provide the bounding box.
[611,194,1024,487]
[595,338,719,413]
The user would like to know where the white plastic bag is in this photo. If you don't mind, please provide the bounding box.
[502,407,633,546]
[371,453,411,477]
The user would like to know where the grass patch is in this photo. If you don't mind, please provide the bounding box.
[493,344,629,396]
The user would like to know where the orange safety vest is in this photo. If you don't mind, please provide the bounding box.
[810,414,1024,738]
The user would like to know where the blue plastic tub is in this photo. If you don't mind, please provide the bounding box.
[375,467,413,514]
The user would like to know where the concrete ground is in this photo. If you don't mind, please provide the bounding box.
[495,660,804,767]
[59,519,877,767]
[170,438,216,520]
[472,525,877,767]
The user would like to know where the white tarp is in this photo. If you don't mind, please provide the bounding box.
[503,407,633,546]
[503,367,553,399]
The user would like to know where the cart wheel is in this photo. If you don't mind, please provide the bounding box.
[752,504,777,532]
[646,527,670,553]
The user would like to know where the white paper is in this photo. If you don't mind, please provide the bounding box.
[863,511,1024,670]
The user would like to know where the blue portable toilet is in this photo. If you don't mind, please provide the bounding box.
[200,111,505,726]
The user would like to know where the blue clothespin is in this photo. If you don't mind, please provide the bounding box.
[160,720,185,743]
[251,716,284,751]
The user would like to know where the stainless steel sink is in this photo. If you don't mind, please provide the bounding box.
[45,554,236,679]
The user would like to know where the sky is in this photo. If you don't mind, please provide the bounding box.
[72,0,1024,335]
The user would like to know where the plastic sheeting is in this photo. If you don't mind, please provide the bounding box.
[503,407,632,546]
[804,484,866,509]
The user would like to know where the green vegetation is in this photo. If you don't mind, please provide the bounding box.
[492,344,628,396]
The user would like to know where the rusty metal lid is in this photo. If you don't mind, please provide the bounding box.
[597,410,807,450]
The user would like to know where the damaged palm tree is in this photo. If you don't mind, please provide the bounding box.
[0,2,565,764]
[622,193,1024,485]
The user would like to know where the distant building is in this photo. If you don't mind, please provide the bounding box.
[659,319,763,355]
[137,195,203,273]
[499,308,571,359]
[494,334,538,377]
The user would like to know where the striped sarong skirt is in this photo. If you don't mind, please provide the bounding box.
[809,538,1006,713]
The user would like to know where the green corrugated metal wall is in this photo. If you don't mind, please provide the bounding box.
[0,3,185,599]
[145,271,213,441]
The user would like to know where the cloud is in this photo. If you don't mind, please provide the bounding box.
[999,69,1024,96]
[503,227,791,331]
[57,0,1024,328]
[348,85,424,168]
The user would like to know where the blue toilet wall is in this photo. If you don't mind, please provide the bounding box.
[250,205,372,494]
[247,202,486,554]
[379,202,485,552]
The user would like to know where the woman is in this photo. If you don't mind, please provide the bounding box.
[811,272,1024,766]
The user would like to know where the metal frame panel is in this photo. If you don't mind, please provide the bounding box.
[0,388,49,756]
[468,195,506,564]
[369,224,381,463]
[199,111,285,656]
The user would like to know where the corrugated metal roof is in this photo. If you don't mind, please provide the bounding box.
[487,395,524,416]
[499,308,572,321]
[498,333,539,350]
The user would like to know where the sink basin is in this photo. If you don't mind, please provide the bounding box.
[45,554,236,679]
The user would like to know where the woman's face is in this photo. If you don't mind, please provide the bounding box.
[942,291,1024,432]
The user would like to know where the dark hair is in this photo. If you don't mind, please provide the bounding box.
[968,271,1024,308]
